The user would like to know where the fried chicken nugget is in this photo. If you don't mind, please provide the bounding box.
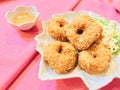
[66,14,102,51]
[43,41,77,74]
[78,44,112,74]
[48,17,69,41]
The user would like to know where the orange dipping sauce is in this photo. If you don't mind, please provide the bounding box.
[11,11,35,25]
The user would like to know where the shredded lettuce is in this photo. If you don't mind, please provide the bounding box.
[112,35,120,55]
[94,17,120,56]
[94,18,109,26]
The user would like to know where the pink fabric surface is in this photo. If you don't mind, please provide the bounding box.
[74,0,120,23]
[0,0,80,89]
[8,0,120,90]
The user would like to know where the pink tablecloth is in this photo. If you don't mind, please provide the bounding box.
[74,0,120,23]
[0,0,80,89]
[8,0,120,90]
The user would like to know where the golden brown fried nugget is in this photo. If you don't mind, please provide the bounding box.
[78,44,112,74]
[66,14,102,50]
[48,17,69,41]
[43,41,77,74]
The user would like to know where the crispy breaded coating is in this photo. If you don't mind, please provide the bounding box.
[78,44,112,74]
[66,14,102,50]
[43,41,77,74]
[48,17,69,41]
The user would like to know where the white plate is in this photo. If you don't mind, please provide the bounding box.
[35,10,120,90]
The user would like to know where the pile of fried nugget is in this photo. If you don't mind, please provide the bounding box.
[43,14,112,74]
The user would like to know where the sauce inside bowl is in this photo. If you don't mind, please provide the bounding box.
[11,11,35,25]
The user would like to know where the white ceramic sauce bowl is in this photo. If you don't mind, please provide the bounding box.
[5,6,40,31]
